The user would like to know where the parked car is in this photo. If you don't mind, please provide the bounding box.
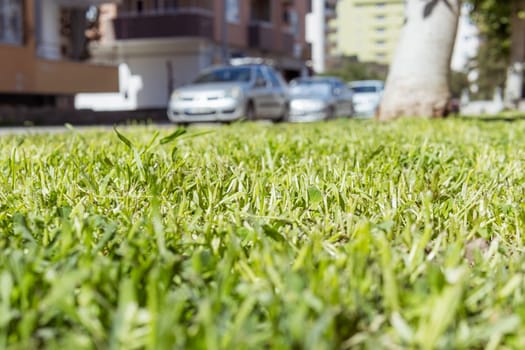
[167,64,289,124]
[287,77,354,122]
[348,80,384,117]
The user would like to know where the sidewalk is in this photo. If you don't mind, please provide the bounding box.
[0,107,170,126]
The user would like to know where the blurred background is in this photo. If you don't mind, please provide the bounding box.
[0,0,485,124]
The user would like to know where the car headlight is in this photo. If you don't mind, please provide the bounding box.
[225,86,242,99]
[308,100,326,110]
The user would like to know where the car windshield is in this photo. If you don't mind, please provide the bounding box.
[350,85,380,93]
[289,82,332,96]
[193,67,252,84]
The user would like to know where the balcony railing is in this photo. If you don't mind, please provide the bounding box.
[116,6,213,18]
[113,8,214,40]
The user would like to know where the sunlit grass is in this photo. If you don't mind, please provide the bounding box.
[1,118,525,349]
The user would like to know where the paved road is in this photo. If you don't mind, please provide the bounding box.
[0,123,181,136]
[0,125,83,136]
[0,120,276,136]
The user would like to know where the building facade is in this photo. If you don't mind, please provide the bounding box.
[332,0,404,64]
[333,1,478,69]
[306,0,338,73]
[76,0,311,111]
[0,0,118,108]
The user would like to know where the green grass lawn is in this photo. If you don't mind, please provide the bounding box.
[1,118,525,349]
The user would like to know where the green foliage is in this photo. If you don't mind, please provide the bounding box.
[1,119,525,348]
[471,37,508,100]
[323,59,387,83]
[449,70,469,98]
[455,1,511,99]
[468,0,510,98]
[469,0,510,47]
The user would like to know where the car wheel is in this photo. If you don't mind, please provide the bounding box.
[245,101,256,121]
[327,106,335,120]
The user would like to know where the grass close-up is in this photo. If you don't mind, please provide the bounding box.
[1,118,525,349]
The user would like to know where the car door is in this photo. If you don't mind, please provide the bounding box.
[334,81,353,117]
[339,84,354,117]
[263,66,288,119]
[251,66,273,118]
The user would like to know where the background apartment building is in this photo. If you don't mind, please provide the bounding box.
[76,0,311,111]
[306,0,338,73]
[0,0,118,109]
[332,0,404,64]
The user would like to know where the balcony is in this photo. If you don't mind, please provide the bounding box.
[248,22,296,56]
[113,10,214,40]
[248,21,275,52]
[56,0,122,6]
[281,31,295,56]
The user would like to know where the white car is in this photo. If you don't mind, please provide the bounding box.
[167,64,289,124]
[288,77,354,122]
[349,80,384,117]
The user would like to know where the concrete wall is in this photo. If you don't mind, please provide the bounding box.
[0,45,35,93]
[129,54,205,108]
[0,0,119,95]
[35,60,119,94]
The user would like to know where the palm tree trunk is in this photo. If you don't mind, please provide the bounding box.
[504,0,525,109]
[378,0,461,120]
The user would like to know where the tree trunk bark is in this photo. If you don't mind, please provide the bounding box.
[378,0,461,120]
[504,0,525,109]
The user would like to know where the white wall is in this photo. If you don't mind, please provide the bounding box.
[36,0,61,59]
[306,0,326,73]
[75,40,215,111]
[129,54,204,108]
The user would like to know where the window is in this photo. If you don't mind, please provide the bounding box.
[251,0,271,22]
[376,40,385,46]
[125,0,213,13]
[376,26,385,33]
[264,67,284,88]
[333,81,347,95]
[0,0,23,45]
[283,8,299,36]
[254,67,268,87]
[193,66,252,83]
[136,0,144,12]
[376,14,385,21]
[121,0,146,13]
[226,0,240,23]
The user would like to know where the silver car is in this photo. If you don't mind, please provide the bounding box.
[349,80,384,118]
[288,77,354,122]
[167,64,289,123]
